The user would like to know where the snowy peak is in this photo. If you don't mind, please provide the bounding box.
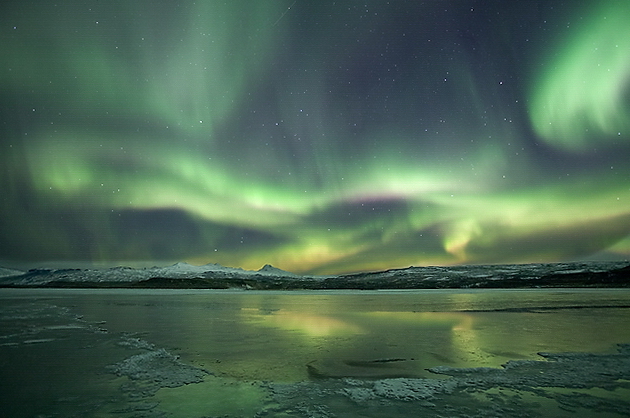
[257,264,298,277]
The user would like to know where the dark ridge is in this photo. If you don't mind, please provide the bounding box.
[316,263,630,289]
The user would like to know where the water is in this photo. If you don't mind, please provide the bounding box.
[1,288,629,417]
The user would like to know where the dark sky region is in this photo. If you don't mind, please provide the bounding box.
[1,0,629,274]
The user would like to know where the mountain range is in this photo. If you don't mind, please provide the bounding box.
[1,261,629,289]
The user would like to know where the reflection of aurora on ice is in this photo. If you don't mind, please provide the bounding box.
[1,0,630,274]
[1,289,630,417]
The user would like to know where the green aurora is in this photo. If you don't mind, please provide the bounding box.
[1,0,629,274]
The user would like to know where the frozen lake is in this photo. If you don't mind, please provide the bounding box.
[1,288,629,417]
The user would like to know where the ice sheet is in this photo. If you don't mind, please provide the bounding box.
[1,289,629,417]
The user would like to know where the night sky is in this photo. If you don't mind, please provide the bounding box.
[1,0,629,274]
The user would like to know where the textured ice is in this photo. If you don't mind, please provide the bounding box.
[108,348,209,387]
[429,344,630,390]
[372,378,459,400]
[263,344,630,417]
[2,292,630,417]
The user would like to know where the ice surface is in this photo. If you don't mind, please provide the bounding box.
[430,344,630,389]
[2,289,630,417]
[265,346,630,417]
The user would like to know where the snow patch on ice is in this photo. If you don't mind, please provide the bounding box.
[108,348,208,387]
[373,378,459,400]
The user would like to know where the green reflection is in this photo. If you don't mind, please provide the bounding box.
[155,377,267,418]
[4,288,630,418]
[243,308,365,337]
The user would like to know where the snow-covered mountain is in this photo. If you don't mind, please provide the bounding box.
[0,261,628,289]
[0,262,311,287]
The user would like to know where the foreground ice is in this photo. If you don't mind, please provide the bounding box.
[108,340,630,418]
[93,329,630,418]
[1,290,629,417]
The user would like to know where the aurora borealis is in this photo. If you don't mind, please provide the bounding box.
[1,0,629,274]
